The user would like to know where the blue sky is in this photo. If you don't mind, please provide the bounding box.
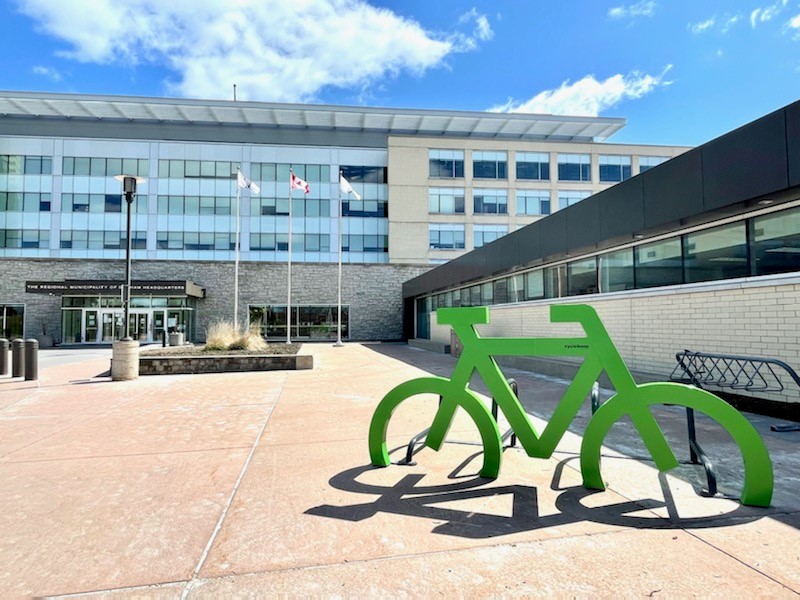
[0,0,798,146]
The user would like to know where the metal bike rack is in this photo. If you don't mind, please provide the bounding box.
[669,349,800,495]
[398,377,519,466]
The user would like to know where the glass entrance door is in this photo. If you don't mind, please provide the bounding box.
[128,312,150,342]
[85,310,100,343]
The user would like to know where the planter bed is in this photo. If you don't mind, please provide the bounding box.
[138,344,312,375]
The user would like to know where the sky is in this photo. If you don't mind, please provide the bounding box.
[0,0,798,146]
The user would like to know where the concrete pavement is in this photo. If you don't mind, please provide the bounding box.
[0,343,798,597]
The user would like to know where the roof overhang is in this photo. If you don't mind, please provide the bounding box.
[0,91,626,143]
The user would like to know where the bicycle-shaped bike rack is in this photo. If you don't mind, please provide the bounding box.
[369,305,774,507]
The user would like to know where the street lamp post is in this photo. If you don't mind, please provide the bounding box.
[111,174,145,381]
[113,175,145,340]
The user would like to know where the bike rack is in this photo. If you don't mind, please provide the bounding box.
[397,378,519,466]
[669,349,800,495]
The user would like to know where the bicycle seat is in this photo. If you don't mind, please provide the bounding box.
[437,306,490,326]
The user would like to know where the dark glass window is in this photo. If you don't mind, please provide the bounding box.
[429,225,465,250]
[516,152,550,181]
[472,152,507,179]
[544,265,567,298]
[473,190,507,214]
[750,207,800,276]
[599,155,632,183]
[340,165,387,184]
[567,258,598,295]
[684,223,748,283]
[429,150,464,178]
[635,238,683,288]
[599,249,634,292]
[558,154,591,181]
[524,271,544,300]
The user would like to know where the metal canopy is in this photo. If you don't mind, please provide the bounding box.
[0,91,626,142]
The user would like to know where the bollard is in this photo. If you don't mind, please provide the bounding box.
[0,338,8,376]
[11,338,24,378]
[24,339,38,381]
[111,338,140,381]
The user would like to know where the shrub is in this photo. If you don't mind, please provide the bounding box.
[205,321,268,352]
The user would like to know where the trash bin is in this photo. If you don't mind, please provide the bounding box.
[169,332,185,346]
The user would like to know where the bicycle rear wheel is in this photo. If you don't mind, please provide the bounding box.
[580,382,773,507]
[368,376,503,478]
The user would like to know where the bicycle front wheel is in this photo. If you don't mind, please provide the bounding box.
[368,376,503,478]
[580,382,773,507]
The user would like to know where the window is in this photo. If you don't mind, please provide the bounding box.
[429,188,465,213]
[750,207,800,276]
[0,305,24,338]
[508,274,524,302]
[0,155,52,175]
[251,163,330,183]
[599,155,632,183]
[598,249,634,292]
[473,225,507,248]
[0,229,48,249]
[64,157,147,177]
[473,189,508,214]
[639,156,668,173]
[0,192,50,212]
[567,257,598,295]
[342,235,388,253]
[63,194,133,214]
[158,196,233,215]
[250,304,349,339]
[157,231,236,251]
[544,265,567,298]
[429,224,465,250]
[558,154,591,181]
[429,150,464,178]
[342,198,386,218]
[524,270,544,300]
[60,230,146,250]
[340,165,387,184]
[472,151,507,179]
[516,190,550,215]
[516,152,550,181]
[684,223,748,283]
[558,190,590,210]
[158,160,236,179]
[635,238,683,288]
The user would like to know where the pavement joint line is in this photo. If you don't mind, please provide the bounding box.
[684,528,800,595]
[181,374,290,599]
[46,578,188,598]
[0,445,255,465]
[189,527,636,585]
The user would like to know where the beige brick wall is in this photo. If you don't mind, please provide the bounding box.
[427,275,800,404]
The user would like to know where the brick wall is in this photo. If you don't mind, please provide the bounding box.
[430,274,800,405]
[0,258,430,342]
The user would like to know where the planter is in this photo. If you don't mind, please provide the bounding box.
[139,353,313,375]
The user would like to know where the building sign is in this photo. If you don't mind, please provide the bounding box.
[25,279,205,298]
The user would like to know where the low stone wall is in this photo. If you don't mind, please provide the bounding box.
[139,353,313,375]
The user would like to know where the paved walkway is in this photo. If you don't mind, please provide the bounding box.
[0,344,798,597]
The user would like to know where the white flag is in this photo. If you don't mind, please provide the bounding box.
[237,169,260,194]
[339,174,362,201]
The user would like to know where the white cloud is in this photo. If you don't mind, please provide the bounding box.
[32,65,62,81]
[488,66,673,117]
[16,0,492,102]
[722,14,742,33]
[688,18,716,34]
[751,0,788,27]
[608,1,656,20]
[786,12,800,37]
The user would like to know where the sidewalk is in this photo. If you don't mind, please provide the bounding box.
[0,343,798,597]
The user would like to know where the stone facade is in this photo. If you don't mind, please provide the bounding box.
[0,258,430,342]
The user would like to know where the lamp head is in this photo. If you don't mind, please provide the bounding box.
[114,174,146,195]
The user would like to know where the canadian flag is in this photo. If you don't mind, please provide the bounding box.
[290,172,310,194]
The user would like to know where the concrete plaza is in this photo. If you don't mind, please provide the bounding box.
[0,343,798,597]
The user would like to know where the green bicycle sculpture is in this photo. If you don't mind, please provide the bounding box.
[369,304,773,507]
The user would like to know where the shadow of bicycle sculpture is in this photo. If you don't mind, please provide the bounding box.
[306,452,769,539]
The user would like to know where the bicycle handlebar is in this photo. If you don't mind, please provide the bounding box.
[436,304,602,329]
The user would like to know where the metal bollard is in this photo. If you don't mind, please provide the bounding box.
[11,338,25,378]
[0,338,8,376]
[24,339,39,381]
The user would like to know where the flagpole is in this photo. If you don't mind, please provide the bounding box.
[234,170,241,331]
[335,172,344,347]
[287,174,293,344]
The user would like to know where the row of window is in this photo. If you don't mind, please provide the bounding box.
[156,161,388,185]
[248,305,349,339]
[428,188,591,215]
[64,157,149,178]
[60,230,147,250]
[428,150,666,183]
[0,192,52,212]
[249,233,388,253]
[419,206,800,319]
[0,155,52,175]
[429,224,511,250]
[0,229,49,248]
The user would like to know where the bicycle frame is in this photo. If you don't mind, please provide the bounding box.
[426,304,655,460]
